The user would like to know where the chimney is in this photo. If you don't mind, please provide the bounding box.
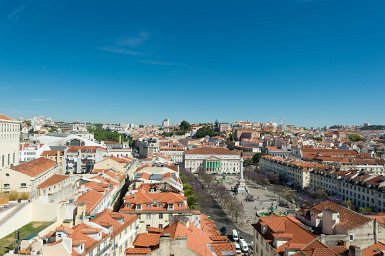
[349,245,362,256]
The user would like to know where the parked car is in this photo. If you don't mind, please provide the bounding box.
[232,229,239,242]
[239,238,248,253]
[234,242,242,254]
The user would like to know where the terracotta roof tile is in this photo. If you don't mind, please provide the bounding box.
[186,146,240,156]
[299,201,371,230]
[125,248,151,255]
[133,233,160,247]
[363,242,385,256]
[0,114,13,120]
[37,174,70,189]
[75,190,104,214]
[13,157,57,177]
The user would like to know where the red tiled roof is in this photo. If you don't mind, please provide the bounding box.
[186,146,240,156]
[209,242,237,256]
[252,216,318,255]
[0,114,13,120]
[363,242,385,256]
[41,150,64,157]
[67,146,106,153]
[75,190,104,214]
[125,248,151,255]
[13,157,57,177]
[92,209,138,238]
[299,201,371,230]
[133,233,160,247]
[37,174,70,189]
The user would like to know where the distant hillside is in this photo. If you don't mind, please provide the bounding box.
[361,125,385,130]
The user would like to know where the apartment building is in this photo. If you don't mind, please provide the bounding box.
[0,157,60,198]
[19,143,50,162]
[310,168,385,211]
[259,155,327,189]
[65,146,106,174]
[0,114,20,170]
[159,141,185,164]
[139,138,160,158]
[184,146,241,174]
[120,189,189,232]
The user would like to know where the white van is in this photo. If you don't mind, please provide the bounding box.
[232,229,239,241]
[234,242,242,254]
[239,239,248,253]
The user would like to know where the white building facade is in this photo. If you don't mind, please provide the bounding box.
[0,114,20,170]
[184,147,241,174]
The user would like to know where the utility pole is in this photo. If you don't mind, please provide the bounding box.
[14,229,20,254]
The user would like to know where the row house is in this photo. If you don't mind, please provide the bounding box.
[259,156,327,189]
[310,169,385,211]
[120,189,189,232]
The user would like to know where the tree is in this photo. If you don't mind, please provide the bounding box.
[349,134,363,142]
[194,125,219,138]
[179,121,191,131]
[342,200,354,210]
[214,120,220,132]
[229,199,244,223]
[252,153,263,164]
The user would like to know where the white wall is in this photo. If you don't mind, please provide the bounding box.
[0,201,58,239]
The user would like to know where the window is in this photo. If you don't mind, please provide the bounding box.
[20,183,27,188]
[136,204,142,210]
[159,213,163,219]
[168,204,173,210]
[146,214,151,220]
[159,224,163,229]
[178,203,183,208]
[349,234,355,241]
[4,184,10,188]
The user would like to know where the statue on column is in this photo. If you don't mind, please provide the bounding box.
[237,158,248,193]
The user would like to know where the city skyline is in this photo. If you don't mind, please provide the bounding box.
[1,0,384,126]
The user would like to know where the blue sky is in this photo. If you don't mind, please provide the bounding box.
[0,0,384,127]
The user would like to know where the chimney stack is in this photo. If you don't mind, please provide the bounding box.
[349,245,362,256]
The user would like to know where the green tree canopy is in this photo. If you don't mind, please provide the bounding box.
[179,121,191,131]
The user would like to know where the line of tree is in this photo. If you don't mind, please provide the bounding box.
[194,125,220,138]
[361,125,385,130]
[243,153,264,166]
[348,134,364,142]
[197,169,244,222]
[161,120,192,137]
[87,125,131,143]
